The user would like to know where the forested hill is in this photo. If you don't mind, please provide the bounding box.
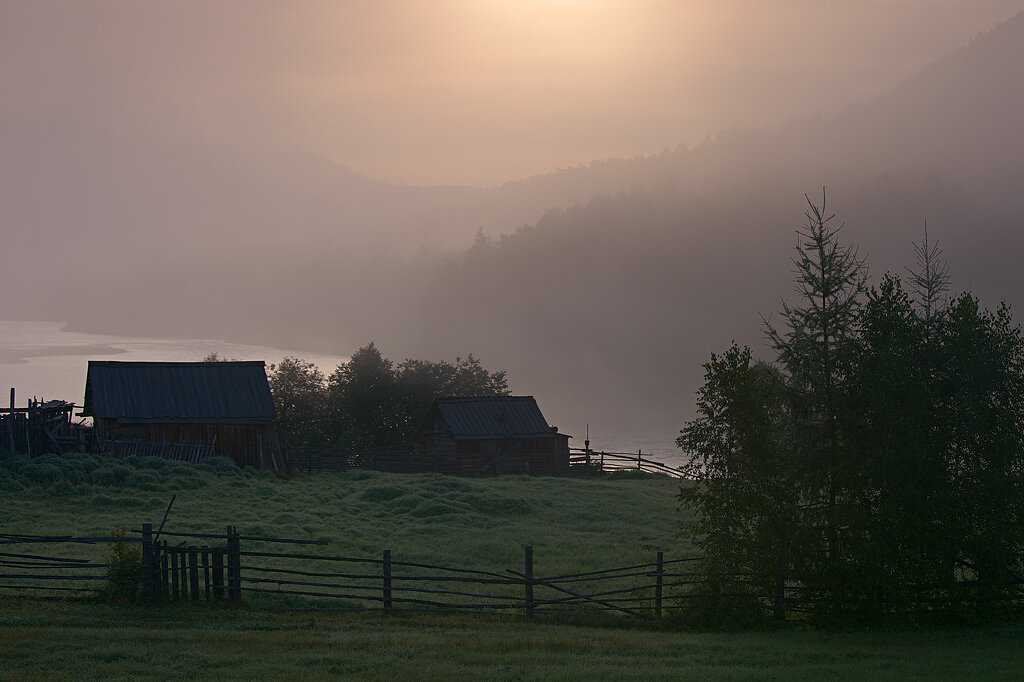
[411,11,1024,431]
[2,12,1022,436]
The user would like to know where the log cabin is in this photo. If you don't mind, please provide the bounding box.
[82,360,279,469]
[415,396,570,474]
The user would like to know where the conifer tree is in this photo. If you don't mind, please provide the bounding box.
[763,189,867,592]
[907,222,951,332]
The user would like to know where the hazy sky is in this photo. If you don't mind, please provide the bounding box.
[3,1,1021,185]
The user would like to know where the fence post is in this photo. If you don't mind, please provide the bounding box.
[655,551,664,618]
[161,540,169,596]
[383,549,392,611]
[7,388,15,454]
[202,550,210,600]
[180,550,189,600]
[189,549,200,601]
[171,550,180,598]
[227,525,241,603]
[524,545,534,616]
[141,523,154,602]
[212,549,224,600]
[637,449,642,471]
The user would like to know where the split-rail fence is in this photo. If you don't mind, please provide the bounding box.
[0,525,726,617]
[3,527,1022,618]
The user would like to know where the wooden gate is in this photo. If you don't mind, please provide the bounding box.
[142,524,241,602]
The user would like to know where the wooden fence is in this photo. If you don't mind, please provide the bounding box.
[287,447,432,474]
[0,532,141,596]
[287,446,684,478]
[3,526,1021,618]
[108,438,217,465]
[0,526,712,616]
[569,448,683,477]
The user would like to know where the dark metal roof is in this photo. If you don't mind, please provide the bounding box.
[83,361,276,424]
[433,396,557,440]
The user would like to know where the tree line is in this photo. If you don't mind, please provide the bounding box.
[266,343,509,450]
[678,190,1024,619]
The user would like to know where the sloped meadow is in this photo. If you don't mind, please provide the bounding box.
[0,451,687,574]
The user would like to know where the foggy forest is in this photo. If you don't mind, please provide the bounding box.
[4,4,1023,440]
[4,2,1024,676]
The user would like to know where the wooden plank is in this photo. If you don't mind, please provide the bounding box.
[524,545,534,615]
[507,568,637,616]
[203,551,210,600]
[212,550,224,600]
[382,549,392,610]
[189,550,200,601]
[170,551,179,599]
[655,551,663,618]
[227,526,241,603]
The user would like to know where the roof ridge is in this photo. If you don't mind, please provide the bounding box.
[87,360,267,366]
[436,395,534,401]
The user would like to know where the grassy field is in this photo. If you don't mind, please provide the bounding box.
[3,452,1023,680]
[0,451,686,573]
[1,599,1023,681]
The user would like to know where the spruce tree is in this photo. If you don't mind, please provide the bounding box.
[763,189,867,599]
[907,222,951,333]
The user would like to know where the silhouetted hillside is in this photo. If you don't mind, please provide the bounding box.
[411,12,1024,432]
[2,12,1022,439]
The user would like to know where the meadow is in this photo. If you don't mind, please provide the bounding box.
[0,451,685,573]
[2,599,1023,681]
[2,452,1022,681]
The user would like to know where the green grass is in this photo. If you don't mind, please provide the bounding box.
[2,453,1023,679]
[0,451,686,574]
[1,599,1022,680]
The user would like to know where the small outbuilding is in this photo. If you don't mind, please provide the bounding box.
[415,396,570,474]
[82,360,279,469]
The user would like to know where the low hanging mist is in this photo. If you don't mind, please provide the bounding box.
[2,6,1023,445]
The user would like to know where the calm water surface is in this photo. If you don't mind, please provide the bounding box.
[0,319,683,468]
[0,320,347,406]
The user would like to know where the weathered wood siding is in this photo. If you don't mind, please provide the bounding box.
[96,418,276,468]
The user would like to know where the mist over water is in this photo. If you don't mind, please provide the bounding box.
[0,320,346,408]
[2,5,1022,458]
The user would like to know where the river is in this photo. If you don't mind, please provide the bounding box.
[0,320,685,468]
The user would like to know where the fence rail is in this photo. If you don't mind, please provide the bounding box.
[2,525,1019,618]
[288,446,684,477]
[0,526,705,616]
[569,448,683,477]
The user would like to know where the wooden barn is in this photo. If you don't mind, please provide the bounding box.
[82,360,280,469]
[415,396,570,474]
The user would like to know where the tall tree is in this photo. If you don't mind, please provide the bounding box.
[846,275,953,610]
[763,189,867,585]
[677,345,798,614]
[328,343,404,449]
[267,357,329,448]
[939,294,1024,595]
[907,222,951,333]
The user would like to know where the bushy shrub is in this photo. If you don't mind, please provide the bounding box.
[96,527,142,603]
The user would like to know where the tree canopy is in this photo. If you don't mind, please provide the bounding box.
[268,343,509,450]
[678,193,1024,620]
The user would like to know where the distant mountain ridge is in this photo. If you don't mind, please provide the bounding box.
[409,10,1024,430]
[2,11,1022,434]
